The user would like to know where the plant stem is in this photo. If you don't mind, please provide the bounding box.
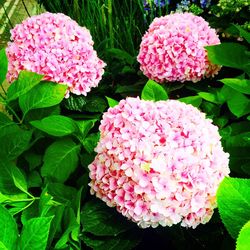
[0,84,7,96]
[5,103,22,124]
[107,0,114,48]
[21,0,31,17]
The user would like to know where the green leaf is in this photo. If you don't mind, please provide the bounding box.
[25,105,61,122]
[198,90,224,104]
[81,199,134,236]
[0,113,19,137]
[0,241,8,250]
[41,139,80,182]
[7,71,43,102]
[220,78,250,95]
[234,25,250,44]
[0,49,8,85]
[178,96,202,107]
[0,161,25,194]
[19,216,53,250]
[82,230,141,250]
[227,91,250,118]
[55,208,79,249]
[24,152,43,171]
[82,133,100,153]
[28,171,42,188]
[206,43,249,74]
[11,166,28,195]
[21,200,39,225]
[47,183,76,204]
[0,129,32,160]
[141,80,168,101]
[83,95,107,113]
[106,96,119,108]
[63,95,87,112]
[223,130,250,174]
[106,48,135,65]
[217,177,250,239]
[75,119,97,139]
[30,115,78,137]
[0,205,18,249]
[19,81,67,116]
[236,220,250,250]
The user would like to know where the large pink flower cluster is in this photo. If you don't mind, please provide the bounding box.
[89,97,230,228]
[137,13,221,83]
[6,12,106,97]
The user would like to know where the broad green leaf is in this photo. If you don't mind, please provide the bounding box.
[217,177,250,239]
[178,96,202,107]
[38,187,65,247]
[0,129,32,160]
[47,183,76,204]
[55,208,78,249]
[7,71,43,101]
[206,43,249,73]
[201,101,220,119]
[8,201,29,216]
[220,78,250,95]
[141,80,168,101]
[30,115,78,137]
[0,192,27,204]
[25,105,61,122]
[213,116,228,128]
[106,48,135,65]
[0,161,25,194]
[71,188,82,242]
[0,49,8,85]
[82,132,100,153]
[41,139,80,182]
[21,200,39,224]
[82,230,142,250]
[28,171,42,188]
[24,152,43,171]
[0,113,19,137]
[19,82,67,116]
[19,216,53,250]
[75,119,97,139]
[198,90,223,104]
[234,25,250,44]
[63,95,87,112]
[0,205,18,249]
[81,199,134,236]
[106,96,119,108]
[224,132,250,174]
[11,165,28,195]
[236,220,250,250]
[83,95,107,113]
[0,241,8,250]
[227,91,250,118]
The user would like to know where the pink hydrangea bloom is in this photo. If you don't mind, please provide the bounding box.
[6,12,106,97]
[88,97,230,228]
[137,12,221,83]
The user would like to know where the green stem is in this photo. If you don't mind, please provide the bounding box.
[12,199,36,216]
[5,103,22,124]
[107,0,114,48]
[0,84,7,96]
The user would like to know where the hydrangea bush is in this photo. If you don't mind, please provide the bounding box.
[6,12,106,97]
[0,3,249,250]
[89,97,230,228]
[137,13,221,83]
